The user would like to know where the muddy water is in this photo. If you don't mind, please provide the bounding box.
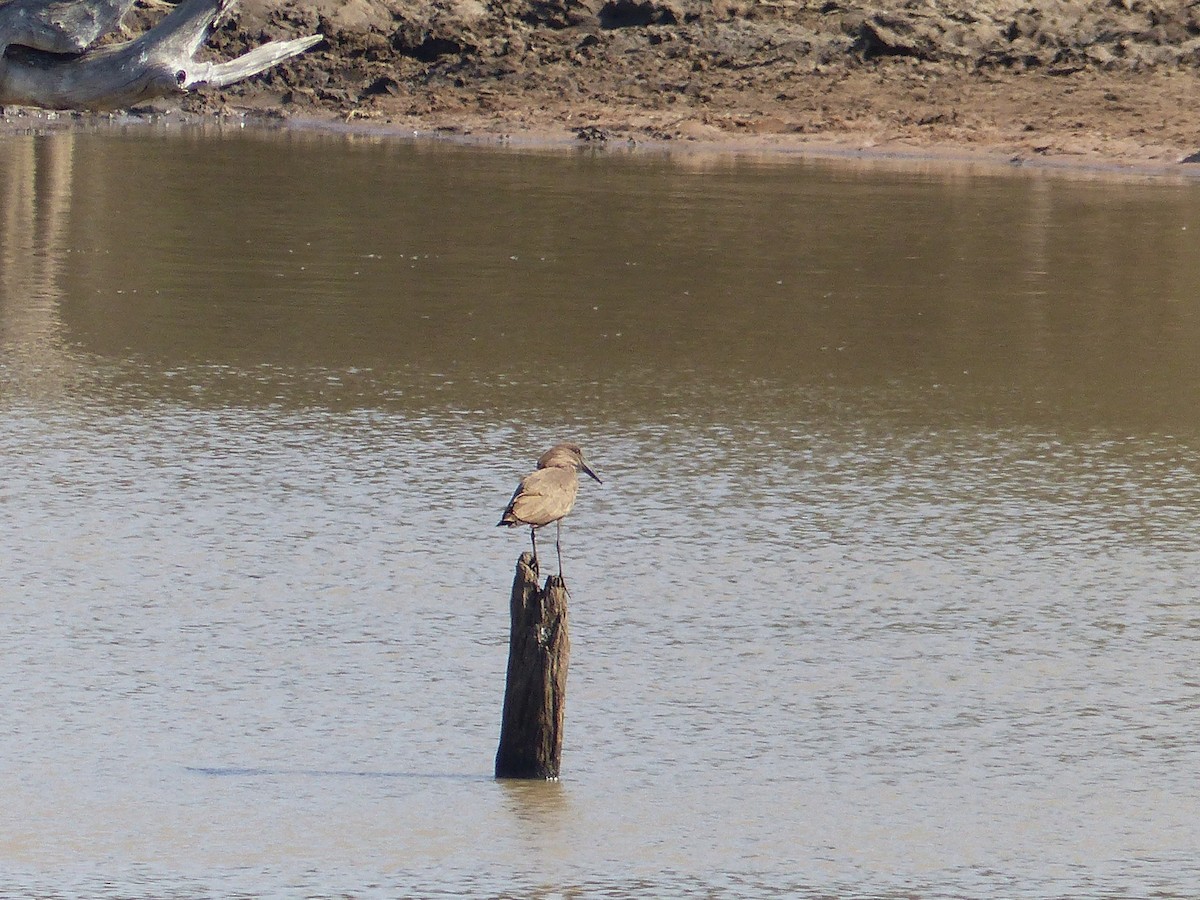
[2,127,1200,898]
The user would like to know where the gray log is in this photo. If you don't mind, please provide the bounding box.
[0,0,320,110]
[495,552,571,780]
[0,0,133,54]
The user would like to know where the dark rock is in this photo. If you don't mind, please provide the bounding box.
[849,12,937,60]
[599,0,679,29]
[392,25,472,61]
[576,124,609,141]
[362,75,402,96]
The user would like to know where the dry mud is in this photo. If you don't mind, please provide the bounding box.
[61,2,1200,169]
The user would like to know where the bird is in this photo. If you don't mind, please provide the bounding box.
[498,442,602,577]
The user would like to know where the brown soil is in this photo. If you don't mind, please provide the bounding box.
[137,2,1200,169]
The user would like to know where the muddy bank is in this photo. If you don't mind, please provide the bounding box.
[83,2,1200,166]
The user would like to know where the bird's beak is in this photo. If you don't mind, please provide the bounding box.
[582,463,602,484]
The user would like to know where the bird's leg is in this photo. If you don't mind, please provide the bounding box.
[556,519,564,579]
[529,526,538,570]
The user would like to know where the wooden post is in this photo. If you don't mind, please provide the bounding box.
[495,552,571,779]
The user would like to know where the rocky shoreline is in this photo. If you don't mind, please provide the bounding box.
[14,1,1200,172]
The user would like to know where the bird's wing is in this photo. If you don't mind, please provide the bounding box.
[506,468,578,527]
[499,472,545,526]
[498,480,528,525]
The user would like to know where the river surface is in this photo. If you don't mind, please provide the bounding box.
[2,125,1200,898]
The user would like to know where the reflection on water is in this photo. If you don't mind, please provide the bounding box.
[0,132,80,399]
[3,128,1200,898]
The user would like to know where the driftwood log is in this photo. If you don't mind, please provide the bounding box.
[495,552,571,780]
[0,0,320,110]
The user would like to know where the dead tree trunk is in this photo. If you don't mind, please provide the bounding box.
[0,0,320,110]
[495,552,571,780]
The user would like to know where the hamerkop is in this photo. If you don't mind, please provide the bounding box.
[498,442,602,576]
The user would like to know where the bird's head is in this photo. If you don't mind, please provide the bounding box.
[538,442,602,483]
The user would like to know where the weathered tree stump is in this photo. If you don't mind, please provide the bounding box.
[0,0,320,110]
[495,551,570,780]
